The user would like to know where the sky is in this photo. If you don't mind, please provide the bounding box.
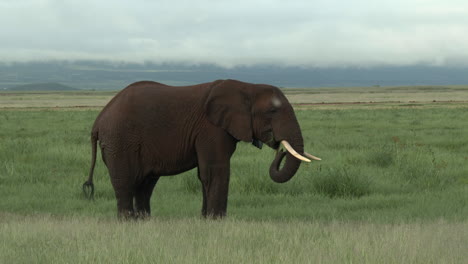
[1,0,468,67]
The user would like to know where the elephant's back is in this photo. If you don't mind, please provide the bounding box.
[97,81,199,118]
[94,80,211,144]
[110,80,212,107]
[109,81,211,114]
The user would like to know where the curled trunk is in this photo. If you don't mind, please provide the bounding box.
[269,143,303,183]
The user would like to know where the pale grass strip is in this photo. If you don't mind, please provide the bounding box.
[1,214,466,264]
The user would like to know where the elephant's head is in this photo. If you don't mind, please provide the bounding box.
[205,79,320,183]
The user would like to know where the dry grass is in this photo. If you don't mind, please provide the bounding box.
[285,86,468,107]
[1,214,466,264]
[0,91,115,108]
[2,86,468,109]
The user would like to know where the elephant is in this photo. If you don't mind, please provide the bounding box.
[82,79,320,219]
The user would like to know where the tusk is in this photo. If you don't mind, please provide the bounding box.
[280,140,311,162]
[304,152,322,161]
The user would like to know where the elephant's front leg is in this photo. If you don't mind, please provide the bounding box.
[198,162,231,218]
[196,130,237,218]
[197,168,207,216]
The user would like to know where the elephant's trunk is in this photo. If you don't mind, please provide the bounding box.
[269,141,304,183]
[267,102,321,183]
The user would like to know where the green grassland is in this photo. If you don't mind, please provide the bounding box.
[1,87,467,263]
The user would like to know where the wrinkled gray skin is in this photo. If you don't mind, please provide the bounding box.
[83,79,306,219]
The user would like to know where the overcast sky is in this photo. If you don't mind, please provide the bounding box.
[2,0,468,67]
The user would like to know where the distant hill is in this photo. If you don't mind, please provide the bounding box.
[7,82,79,91]
[1,61,468,89]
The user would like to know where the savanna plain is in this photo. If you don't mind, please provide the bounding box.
[1,86,467,263]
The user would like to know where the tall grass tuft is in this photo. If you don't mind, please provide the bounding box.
[367,144,395,168]
[313,166,371,198]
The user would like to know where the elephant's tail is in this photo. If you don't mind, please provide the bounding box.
[83,130,98,200]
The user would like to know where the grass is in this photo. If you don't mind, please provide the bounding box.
[0,108,466,221]
[1,215,466,264]
[1,88,468,262]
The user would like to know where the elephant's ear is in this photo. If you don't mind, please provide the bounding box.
[205,80,253,142]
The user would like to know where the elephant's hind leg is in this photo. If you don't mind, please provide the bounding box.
[105,153,139,220]
[113,183,135,220]
[134,174,160,218]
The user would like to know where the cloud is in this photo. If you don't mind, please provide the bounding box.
[1,0,468,67]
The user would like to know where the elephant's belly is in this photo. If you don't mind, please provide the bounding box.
[101,133,200,177]
[142,145,198,176]
[151,158,198,176]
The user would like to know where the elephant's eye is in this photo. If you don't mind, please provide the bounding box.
[268,107,278,114]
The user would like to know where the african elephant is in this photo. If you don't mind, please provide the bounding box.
[82,79,320,219]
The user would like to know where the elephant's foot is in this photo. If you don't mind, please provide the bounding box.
[202,209,226,219]
[117,209,136,221]
[134,211,151,220]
